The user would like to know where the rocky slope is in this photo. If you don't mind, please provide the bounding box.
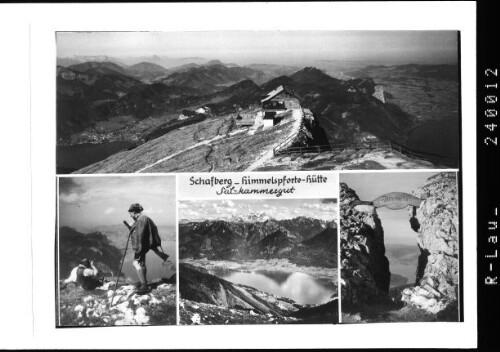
[58,278,176,326]
[401,172,459,314]
[58,226,177,326]
[74,113,298,173]
[179,263,337,324]
[255,147,436,171]
[340,183,390,306]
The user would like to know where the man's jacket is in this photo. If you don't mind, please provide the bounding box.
[130,214,162,254]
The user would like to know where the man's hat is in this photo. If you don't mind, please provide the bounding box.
[128,203,144,213]
[80,258,91,268]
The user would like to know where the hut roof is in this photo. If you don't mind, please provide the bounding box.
[261,85,300,103]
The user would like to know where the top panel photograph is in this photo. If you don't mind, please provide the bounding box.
[56,31,460,174]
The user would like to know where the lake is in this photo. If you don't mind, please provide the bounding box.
[406,118,460,161]
[384,241,420,287]
[209,268,336,305]
[57,141,135,174]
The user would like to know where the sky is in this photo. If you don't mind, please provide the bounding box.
[179,199,337,222]
[341,172,457,244]
[58,176,176,230]
[57,31,459,66]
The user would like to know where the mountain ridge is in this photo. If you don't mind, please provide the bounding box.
[179,216,337,267]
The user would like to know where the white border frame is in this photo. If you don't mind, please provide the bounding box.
[0,1,476,349]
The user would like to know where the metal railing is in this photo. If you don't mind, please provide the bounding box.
[272,109,305,154]
[388,140,459,168]
[274,139,459,167]
[270,107,460,167]
[274,141,386,156]
[274,144,331,155]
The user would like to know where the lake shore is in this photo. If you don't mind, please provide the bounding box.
[180,258,337,284]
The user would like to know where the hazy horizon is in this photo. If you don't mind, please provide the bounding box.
[179,199,338,222]
[57,31,459,66]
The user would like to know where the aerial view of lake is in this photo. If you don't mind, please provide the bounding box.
[406,118,460,160]
[209,268,336,305]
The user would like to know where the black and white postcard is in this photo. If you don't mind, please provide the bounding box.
[178,198,338,325]
[1,1,481,350]
[340,172,460,323]
[56,176,177,326]
[56,30,460,174]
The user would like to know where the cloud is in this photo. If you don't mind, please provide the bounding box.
[226,200,235,207]
[104,207,115,215]
[303,204,322,210]
[179,208,201,219]
[177,198,338,222]
[59,177,82,194]
[60,192,79,204]
[142,207,163,214]
[59,190,91,204]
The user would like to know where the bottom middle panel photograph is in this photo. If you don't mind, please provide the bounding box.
[178,198,339,325]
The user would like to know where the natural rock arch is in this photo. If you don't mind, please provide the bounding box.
[340,172,459,317]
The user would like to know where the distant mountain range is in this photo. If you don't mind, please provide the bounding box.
[56,60,280,140]
[159,64,265,94]
[126,62,171,80]
[56,58,457,164]
[58,226,123,279]
[57,55,207,69]
[179,216,337,268]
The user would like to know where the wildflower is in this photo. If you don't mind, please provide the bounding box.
[134,307,149,325]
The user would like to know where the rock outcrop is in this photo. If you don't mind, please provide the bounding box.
[179,263,338,324]
[179,263,295,315]
[402,172,459,314]
[340,183,390,306]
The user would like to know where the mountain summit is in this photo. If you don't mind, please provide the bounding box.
[228,211,272,223]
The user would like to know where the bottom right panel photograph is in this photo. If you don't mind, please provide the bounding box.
[340,171,460,323]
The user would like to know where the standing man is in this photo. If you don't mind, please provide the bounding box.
[128,203,169,294]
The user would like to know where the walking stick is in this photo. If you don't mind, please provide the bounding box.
[110,220,133,306]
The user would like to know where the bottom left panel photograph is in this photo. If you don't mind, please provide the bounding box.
[56,175,177,327]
